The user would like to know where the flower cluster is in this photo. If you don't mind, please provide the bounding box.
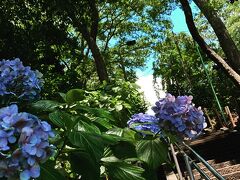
[128,93,207,140]
[127,113,160,135]
[0,104,55,180]
[0,58,43,100]
[152,93,207,139]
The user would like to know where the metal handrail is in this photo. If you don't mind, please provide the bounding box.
[183,154,195,180]
[192,161,211,180]
[180,142,225,180]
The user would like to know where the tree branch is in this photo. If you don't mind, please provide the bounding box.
[179,0,240,86]
[88,0,99,41]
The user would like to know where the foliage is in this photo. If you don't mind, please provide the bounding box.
[153,32,240,114]
[0,58,167,180]
[0,0,240,179]
[31,87,167,179]
[64,80,148,127]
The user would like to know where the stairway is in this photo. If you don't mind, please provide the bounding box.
[186,130,240,179]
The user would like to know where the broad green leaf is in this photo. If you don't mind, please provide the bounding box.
[49,110,73,129]
[106,128,124,137]
[69,152,100,180]
[112,141,137,159]
[101,156,119,162]
[38,161,65,180]
[122,128,137,142]
[74,120,101,134]
[136,138,168,169]
[93,117,114,129]
[58,92,66,102]
[68,131,104,162]
[105,161,145,180]
[101,134,124,145]
[74,105,113,120]
[106,128,137,142]
[31,100,62,112]
[66,89,85,103]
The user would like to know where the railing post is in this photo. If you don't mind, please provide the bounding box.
[192,162,211,180]
[170,143,183,180]
[183,154,195,180]
[182,142,225,180]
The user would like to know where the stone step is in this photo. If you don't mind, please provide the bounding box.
[194,160,237,171]
[213,171,240,180]
[194,164,240,179]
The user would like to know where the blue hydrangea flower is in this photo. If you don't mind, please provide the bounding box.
[127,93,207,140]
[0,58,43,101]
[152,93,207,139]
[0,104,55,179]
[127,113,161,135]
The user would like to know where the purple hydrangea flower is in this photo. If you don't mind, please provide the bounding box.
[152,93,207,139]
[0,104,55,179]
[127,93,207,140]
[127,113,161,135]
[0,58,43,100]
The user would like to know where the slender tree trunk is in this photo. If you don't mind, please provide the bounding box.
[178,0,240,86]
[77,22,109,82]
[193,0,240,74]
[67,0,109,83]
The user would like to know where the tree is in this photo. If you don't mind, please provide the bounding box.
[178,0,240,86]
[193,0,240,74]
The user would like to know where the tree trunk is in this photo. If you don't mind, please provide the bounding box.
[66,0,109,83]
[79,23,109,82]
[179,0,240,86]
[193,0,240,74]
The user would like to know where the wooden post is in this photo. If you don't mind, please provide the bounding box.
[203,108,214,129]
[224,106,236,127]
[213,108,224,128]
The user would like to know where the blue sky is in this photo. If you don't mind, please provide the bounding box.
[171,7,189,34]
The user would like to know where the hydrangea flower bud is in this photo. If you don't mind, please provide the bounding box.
[0,104,55,179]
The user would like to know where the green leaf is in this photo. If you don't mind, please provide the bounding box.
[93,117,114,129]
[106,128,137,142]
[68,131,104,162]
[31,100,62,112]
[111,141,137,159]
[74,105,113,120]
[106,128,124,137]
[49,110,73,129]
[105,161,145,180]
[66,89,85,103]
[101,134,124,145]
[58,92,66,102]
[74,120,101,134]
[101,156,119,162]
[115,104,123,111]
[69,151,100,180]
[38,161,65,180]
[136,138,168,169]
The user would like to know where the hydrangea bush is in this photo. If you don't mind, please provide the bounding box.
[0,58,43,101]
[0,104,55,180]
[128,93,207,140]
